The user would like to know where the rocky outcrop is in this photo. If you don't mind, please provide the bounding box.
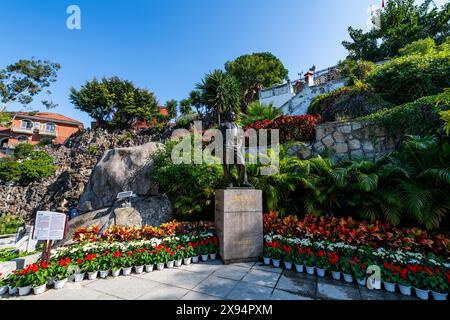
[0,128,171,221]
[78,142,162,212]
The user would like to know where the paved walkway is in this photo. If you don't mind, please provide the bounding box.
[6,260,415,300]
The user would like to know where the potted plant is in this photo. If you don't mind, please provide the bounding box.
[397,267,412,296]
[111,251,124,277]
[183,244,194,265]
[144,249,155,272]
[303,248,315,275]
[174,245,184,267]
[53,257,73,289]
[6,272,18,295]
[166,248,175,268]
[340,258,355,284]
[282,244,294,270]
[0,273,7,295]
[327,251,341,281]
[122,251,135,276]
[209,236,219,260]
[83,253,99,280]
[199,240,209,262]
[73,258,86,282]
[15,265,35,296]
[99,251,111,278]
[268,241,282,268]
[408,265,431,300]
[134,249,147,274]
[428,270,448,301]
[31,262,48,295]
[263,243,272,265]
[192,242,201,263]
[314,250,328,278]
[293,246,305,273]
[155,247,166,270]
[351,259,367,287]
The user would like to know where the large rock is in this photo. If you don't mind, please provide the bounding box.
[78,142,163,212]
[59,195,172,246]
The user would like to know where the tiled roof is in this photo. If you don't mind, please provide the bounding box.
[13,112,84,126]
[159,107,169,116]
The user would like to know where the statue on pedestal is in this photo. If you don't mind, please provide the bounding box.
[219,112,253,189]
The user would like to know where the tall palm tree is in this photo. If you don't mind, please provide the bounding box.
[196,70,242,125]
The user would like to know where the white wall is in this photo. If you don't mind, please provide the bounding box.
[259,83,295,109]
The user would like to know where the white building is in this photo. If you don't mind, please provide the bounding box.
[259,66,348,115]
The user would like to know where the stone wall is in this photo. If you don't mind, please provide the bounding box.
[289,120,398,160]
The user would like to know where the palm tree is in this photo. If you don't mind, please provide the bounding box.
[179,98,192,116]
[196,70,241,125]
[242,101,283,126]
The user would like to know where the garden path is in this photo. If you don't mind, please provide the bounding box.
[4,260,416,300]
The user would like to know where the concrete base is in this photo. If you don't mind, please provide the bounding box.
[215,189,263,264]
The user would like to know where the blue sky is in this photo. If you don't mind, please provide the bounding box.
[0,0,446,127]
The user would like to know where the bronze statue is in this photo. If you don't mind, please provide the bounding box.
[219,112,253,188]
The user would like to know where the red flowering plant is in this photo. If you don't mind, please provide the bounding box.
[142,249,156,266]
[381,262,401,283]
[52,257,73,281]
[302,247,316,267]
[426,267,448,294]
[0,272,5,287]
[197,239,210,255]
[264,240,282,260]
[8,264,38,288]
[315,250,329,269]
[82,253,99,273]
[339,257,355,276]
[31,261,49,288]
[98,250,112,271]
[174,245,185,260]
[123,251,136,268]
[349,256,367,281]
[184,243,195,258]
[407,264,432,290]
[282,244,294,263]
[111,251,124,272]
[134,248,148,267]
[327,251,340,272]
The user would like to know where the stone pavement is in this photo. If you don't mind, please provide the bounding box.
[5,260,416,300]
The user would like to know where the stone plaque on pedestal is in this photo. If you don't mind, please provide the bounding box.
[215,189,263,264]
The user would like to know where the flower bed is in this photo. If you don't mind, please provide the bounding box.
[264,212,450,256]
[1,230,218,297]
[263,234,449,300]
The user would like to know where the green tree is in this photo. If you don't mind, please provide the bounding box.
[69,77,159,128]
[0,59,60,112]
[225,52,288,110]
[342,0,450,61]
[179,98,192,116]
[13,143,35,160]
[0,112,11,127]
[165,99,178,119]
[196,70,242,125]
[189,90,205,116]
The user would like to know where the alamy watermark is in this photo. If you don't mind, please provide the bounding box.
[66,5,81,30]
[367,5,382,30]
[170,121,280,176]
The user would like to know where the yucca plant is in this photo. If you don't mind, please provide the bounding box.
[241,101,283,127]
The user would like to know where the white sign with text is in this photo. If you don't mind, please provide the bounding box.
[33,211,67,241]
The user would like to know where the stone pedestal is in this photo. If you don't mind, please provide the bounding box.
[215,189,263,264]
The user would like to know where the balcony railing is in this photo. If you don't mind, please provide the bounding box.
[39,130,57,137]
[11,127,34,134]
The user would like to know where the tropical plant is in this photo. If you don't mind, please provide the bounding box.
[196,69,242,125]
[240,101,283,126]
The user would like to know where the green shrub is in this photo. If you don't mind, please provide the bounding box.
[0,214,24,235]
[337,59,376,85]
[0,112,11,127]
[175,112,198,129]
[365,38,450,105]
[308,84,392,122]
[0,248,36,262]
[13,143,35,159]
[117,131,133,144]
[149,138,223,219]
[361,92,450,136]
[0,150,55,184]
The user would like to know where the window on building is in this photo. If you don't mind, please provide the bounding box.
[21,119,33,130]
[17,136,29,143]
[45,122,56,133]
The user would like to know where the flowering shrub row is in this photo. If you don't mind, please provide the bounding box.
[263,212,450,256]
[73,221,215,243]
[264,235,449,298]
[2,233,218,296]
[244,115,321,143]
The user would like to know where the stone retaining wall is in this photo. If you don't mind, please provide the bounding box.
[289,120,398,160]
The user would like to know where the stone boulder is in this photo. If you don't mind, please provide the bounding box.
[78,142,163,213]
[59,195,172,246]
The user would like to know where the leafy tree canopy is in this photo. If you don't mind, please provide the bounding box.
[225,52,288,108]
[0,59,60,112]
[69,77,159,129]
[342,0,450,61]
[165,99,178,119]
